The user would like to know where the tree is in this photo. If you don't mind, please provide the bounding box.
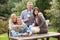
[50,0,60,32]
[35,0,51,19]
[0,0,11,18]
[0,0,8,4]
[7,0,21,17]
[11,0,36,16]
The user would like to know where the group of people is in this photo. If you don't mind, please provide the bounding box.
[9,2,48,38]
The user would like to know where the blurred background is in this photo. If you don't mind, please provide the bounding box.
[0,0,60,40]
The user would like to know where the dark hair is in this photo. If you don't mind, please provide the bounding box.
[33,7,39,18]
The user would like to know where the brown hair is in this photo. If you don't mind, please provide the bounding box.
[33,7,39,18]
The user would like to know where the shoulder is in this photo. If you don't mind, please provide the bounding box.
[38,12,43,17]
[21,9,27,13]
[31,9,33,12]
[22,21,27,25]
[9,19,12,22]
[38,12,43,16]
[9,19,14,24]
[22,21,26,25]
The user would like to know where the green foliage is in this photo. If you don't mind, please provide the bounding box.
[35,0,51,19]
[8,0,27,16]
[0,19,8,34]
[0,0,8,4]
[11,2,26,16]
[0,0,36,18]
[11,0,36,16]
[0,0,11,18]
[0,4,10,18]
[51,10,60,32]
[7,0,21,17]
[51,0,60,32]
[48,0,60,32]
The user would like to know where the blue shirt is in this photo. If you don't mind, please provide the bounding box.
[21,9,34,26]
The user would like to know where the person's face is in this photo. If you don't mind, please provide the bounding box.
[34,10,39,15]
[27,3,33,10]
[11,16,17,22]
[17,18,22,24]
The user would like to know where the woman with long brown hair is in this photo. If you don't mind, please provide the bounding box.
[32,7,48,34]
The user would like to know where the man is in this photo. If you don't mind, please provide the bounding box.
[11,17,32,37]
[21,2,34,27]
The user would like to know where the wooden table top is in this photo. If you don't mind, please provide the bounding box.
[9,32,60,40]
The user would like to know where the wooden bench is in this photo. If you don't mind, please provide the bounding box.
[9,32,60,40]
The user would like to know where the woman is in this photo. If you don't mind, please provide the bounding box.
[9,13,17,30]
[8,13,17,38]
[32,7,48,34]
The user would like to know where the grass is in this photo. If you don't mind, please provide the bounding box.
[0,33,8,40]
[0,28,57,40]
[48,28,57,40]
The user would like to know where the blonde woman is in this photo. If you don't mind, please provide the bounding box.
[9,13,17,30]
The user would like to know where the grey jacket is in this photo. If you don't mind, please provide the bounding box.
[38,12,48,34]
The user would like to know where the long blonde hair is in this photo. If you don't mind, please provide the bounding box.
[9,13,17,23]
[10,13,16,19]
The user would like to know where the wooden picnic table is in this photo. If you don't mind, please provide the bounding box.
[9,32,60,40]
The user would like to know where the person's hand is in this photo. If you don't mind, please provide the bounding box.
[11,25,17,29]
[26,17,30,21]
[21,33,30,36]
[32,23,35,27]
[11,25,19,30]
[15,25,19,27]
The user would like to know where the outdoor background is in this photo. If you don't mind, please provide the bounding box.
[0,0,60,40]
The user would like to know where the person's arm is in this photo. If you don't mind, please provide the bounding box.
[20,11,27,22]
[9,19,17,30]
[18,22,32,36]
[17,22,27,28]
[26,27,32,35]
[39,13,46,28]
[9,19,13,29]
[21,11,30,22]
[11,30,23,37]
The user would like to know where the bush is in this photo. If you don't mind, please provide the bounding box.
[11,0,36,16]
[51,10,60,32]
[0,0,11,18]
[0,19,8,34]
[35,0,51,19]
[45,0,60,32]
[11,2,26,16]
[51,0,60,32]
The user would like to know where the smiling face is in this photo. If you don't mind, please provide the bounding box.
[27,2,33,10]
[33,7,39,17]
[17,18,22,24]
[11,14,17,22]
[34,9,39,16]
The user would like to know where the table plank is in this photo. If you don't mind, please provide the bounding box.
[9,32,60,40]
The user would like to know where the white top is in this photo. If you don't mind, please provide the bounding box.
[9,19,15,29]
